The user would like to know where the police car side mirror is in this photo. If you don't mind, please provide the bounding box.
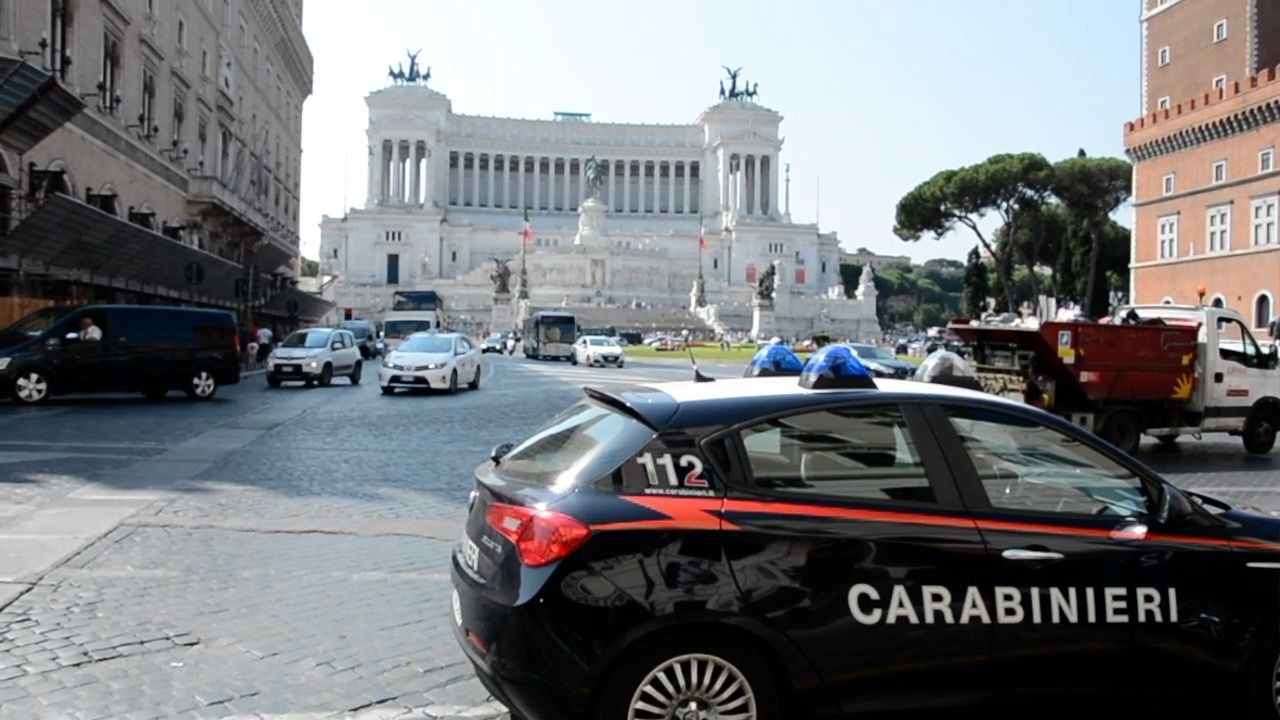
[490,442,514,465]
[1156,484,1194,527]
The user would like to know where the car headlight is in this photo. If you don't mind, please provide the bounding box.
[308,361,318,368]
[0,357,10,370]
[426,363,441,370]
[383,357,395,368]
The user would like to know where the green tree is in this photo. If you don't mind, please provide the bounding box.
[895,153,1053,313]
[963,246,989,317]
[300,257,320,277]
[1050,155,1132,316]
[913,303,946,330]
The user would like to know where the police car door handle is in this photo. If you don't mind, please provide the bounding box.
[1002,548,1065,562]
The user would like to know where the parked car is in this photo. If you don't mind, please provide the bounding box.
[847,343,916,379]
[338,319,379,359]
[266,328,363,387]
[571,335,625,367]
[379,332,481,394]
[0,304,241,404]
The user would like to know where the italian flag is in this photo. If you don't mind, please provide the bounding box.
[699,229,707,250]
[523,206,532,245]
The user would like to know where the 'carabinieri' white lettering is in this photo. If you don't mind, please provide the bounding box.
[846,584,1181,625]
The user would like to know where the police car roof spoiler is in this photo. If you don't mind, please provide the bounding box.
[583,385,679,431]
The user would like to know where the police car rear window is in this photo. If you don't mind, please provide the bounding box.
[496,400,655,491]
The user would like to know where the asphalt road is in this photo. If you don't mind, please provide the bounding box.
[0,354,1275,719]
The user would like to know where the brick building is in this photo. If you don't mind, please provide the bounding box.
[1127,0,1280,330]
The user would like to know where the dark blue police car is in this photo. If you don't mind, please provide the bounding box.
[451,345,1280,720]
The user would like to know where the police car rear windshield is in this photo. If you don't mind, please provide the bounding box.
[497,399,654,491]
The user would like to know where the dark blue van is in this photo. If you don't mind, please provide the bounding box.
[0,304,241,404]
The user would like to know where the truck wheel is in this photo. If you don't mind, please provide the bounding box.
[1244,411,1278,455]
[1100,411,1142,455]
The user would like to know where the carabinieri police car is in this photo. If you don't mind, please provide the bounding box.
[450,345,1280,720]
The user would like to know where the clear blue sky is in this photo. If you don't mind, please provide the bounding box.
[298,0,1140,264]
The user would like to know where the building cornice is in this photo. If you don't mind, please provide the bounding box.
[1140,0,1185,22]
[1134,168,1280,207]
[1125,89,1280,162]
[246,0,313,97]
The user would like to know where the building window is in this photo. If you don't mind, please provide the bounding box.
[386,254,399,285]
[1211,295,1226,309]
[172,97,184,146]
[1162,173,1175,195]
[1212,160,1227,184]
[821,260,827,273]
[712,258,719,270]
[1253,196,1278,246]
[197,118,208,169]
[48,0,70,81]
[450,250,457,263]
[100,32,122,116]
[1262,148,1275,174]
[1158,46,1170,66]
[140,67,157,138]
[1213,19,1227,42]
[1207,205,1231,252]
[1158,215,1178,259]
[1212,75,1227,92]
[1255,293,1273,331]
[1156,96,1171,111]
[384,230,403,242]
[177,17,186,50]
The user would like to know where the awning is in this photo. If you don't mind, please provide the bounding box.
[0,55,85,155]
[262,286,334,321]
[0,193,243,303]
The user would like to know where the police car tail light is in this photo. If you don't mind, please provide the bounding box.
[799,344,877,390]
[486,502,590,567]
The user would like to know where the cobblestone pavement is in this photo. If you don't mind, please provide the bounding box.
[0,356,696,719]
[1,355,1277,719]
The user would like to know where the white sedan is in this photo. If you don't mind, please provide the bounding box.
[572,335,625,367]
[379,332,481,394]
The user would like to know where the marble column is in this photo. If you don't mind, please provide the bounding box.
[423,146,434,208]
[391,140,403,204]
[670,163,680,215]
[720,151,730,212]
[623,160,631,213]
[410,143,421,206]
[752,155,761,216]
[680,162,689,214]
[607,160,615,211]
[564,158,572,211]
[516,156,525,210]
[638,161,647,214]
[737,160,746,215]
[453,152,463,206]
[532,157,541,211]
[768,155,779,217]
[471,153,480,207]
[369,138,381,205]
[485,154,494,209]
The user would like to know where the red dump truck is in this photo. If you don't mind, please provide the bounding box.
[948,304,1280,454]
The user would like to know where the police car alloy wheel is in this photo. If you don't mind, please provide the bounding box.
[12,370,50,404]
[600,634,777,720]
[1272,651,1280,716]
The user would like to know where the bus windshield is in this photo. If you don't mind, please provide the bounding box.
[537,317,575,343]
[385,320,434,339]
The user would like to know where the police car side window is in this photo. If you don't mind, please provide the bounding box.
[946,407,1149,518]
[739,405,934,503]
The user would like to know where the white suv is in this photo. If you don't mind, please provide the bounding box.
[267,328,363,387]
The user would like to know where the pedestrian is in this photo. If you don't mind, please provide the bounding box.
[255,324,274,364]
[506,332,517,356]
[78,316,103,342]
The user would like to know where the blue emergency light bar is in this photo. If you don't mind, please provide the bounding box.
[799,344,877,390]
[744,344,805,377]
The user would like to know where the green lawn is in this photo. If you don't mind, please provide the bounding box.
[625,343,925,367]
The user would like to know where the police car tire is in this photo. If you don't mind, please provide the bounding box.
[1245,630,1280,718]
[596,630,778,720]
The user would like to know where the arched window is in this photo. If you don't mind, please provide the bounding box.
[1210,294,1226,309]
[1254,291,1273,330]
[1160,296,1175,305]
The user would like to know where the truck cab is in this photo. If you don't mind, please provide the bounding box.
[1124,304,1280,451]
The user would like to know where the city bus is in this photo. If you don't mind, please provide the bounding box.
[523,311,576,360]
[382,291,445,351]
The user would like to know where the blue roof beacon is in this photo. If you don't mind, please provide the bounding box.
[799,344,878,390]
[744,344,806,377]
